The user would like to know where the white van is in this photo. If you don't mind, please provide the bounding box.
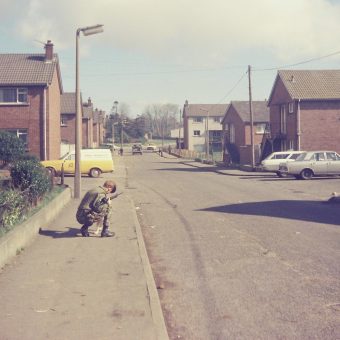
[41,149,114,177]
[260,151,304,177]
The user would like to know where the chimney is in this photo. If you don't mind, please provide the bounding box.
[44,40,54,62]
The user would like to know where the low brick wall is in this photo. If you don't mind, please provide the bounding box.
[0,186,72,269]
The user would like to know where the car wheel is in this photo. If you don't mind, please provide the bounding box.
[46,167,56,177]
[89,168,101,178]
[276,171,287,178]
[300,168,313,180]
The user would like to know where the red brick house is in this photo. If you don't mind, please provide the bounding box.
[0,41,62,160]
[221,101,269,164]
[93,108,105,147]
[267,70,340,154]
[61,92,76,147]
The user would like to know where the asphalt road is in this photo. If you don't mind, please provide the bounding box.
[125,151,340,340]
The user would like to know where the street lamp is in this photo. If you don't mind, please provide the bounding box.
[200,108,210,160]
[74,24,104,199]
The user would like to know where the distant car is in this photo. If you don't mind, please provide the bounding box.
[145,144,157,151]
[101,143,118,151]
[260,151,304,177]
[279,151,340,179]
[132,144,143,155]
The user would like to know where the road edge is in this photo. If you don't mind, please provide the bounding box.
[128,197,169,340]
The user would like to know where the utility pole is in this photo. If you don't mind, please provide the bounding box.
[178,109,182,153]
[248,65,255,170]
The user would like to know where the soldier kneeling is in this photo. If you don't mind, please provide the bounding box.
[76,180,118,237]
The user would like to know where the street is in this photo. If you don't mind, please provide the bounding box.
[125,151,340,340]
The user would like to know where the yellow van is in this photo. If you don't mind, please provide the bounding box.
[41,149,114,178]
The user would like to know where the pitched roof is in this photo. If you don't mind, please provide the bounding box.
[0,53,62,88]
[61,92,76,114]
[229,101,269,122]
[183,103,229,117]
[269,69,340,103]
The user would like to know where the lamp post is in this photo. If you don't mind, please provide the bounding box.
[74,24,103,199]
[178,109,182,153]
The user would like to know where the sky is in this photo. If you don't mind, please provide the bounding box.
[1,0,340,117]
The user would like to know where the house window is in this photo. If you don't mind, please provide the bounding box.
[193,117,203,123]
[0,88,28,104]
[288,102,294,113]
[214,117,221,123]
[280,105,287,133]
[2,129,28,147]
[229,124,235,143]
[193,130,201,136]
[255,123,266,134]
[61,115,68,126]
[288,140,294,150]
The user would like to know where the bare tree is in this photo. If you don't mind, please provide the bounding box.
[142,103,179,139]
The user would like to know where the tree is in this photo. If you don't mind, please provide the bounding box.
[142,103,179,139]
[0,131,26,168]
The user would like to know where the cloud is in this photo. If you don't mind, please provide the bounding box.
[6,0,340,66]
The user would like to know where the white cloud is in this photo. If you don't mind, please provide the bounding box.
[6,0,340,66]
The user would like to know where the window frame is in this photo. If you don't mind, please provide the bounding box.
[280,105,287,133]
[61,115,68,126]
[288,102,294,114]
[2,128,28,147]
[255,123,266,134]
[193,130,201,136]
[0,87,28,104]
[229,123,235,143]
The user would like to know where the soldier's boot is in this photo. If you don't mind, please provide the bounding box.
[80,225,90,237]
[101,225,115,237]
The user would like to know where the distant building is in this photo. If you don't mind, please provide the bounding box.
[182,100,229,154]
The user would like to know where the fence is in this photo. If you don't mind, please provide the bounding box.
[169,148,223,163]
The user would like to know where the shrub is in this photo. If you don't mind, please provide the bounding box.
[10,158,52,205]
[0,131,26,168]
[0,189,26,229]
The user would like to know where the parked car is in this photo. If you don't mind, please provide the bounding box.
[101,143,118,151]
[145,143,157,152]
[260,151,304,177]
[278,151,340,179]
[132,144,143,155]
[41,149,114,178]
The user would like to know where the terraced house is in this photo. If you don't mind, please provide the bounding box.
[0,41,62,160]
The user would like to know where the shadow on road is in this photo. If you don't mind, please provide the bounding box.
[39,227,80,238]
[197,200,340,225]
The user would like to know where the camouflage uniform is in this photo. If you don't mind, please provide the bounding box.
[76,186,112,236]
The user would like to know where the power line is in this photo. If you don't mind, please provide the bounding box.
[217,71,248,103]
[253,49,340,71]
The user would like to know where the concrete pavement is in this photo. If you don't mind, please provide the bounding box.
[0,156,168,340]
